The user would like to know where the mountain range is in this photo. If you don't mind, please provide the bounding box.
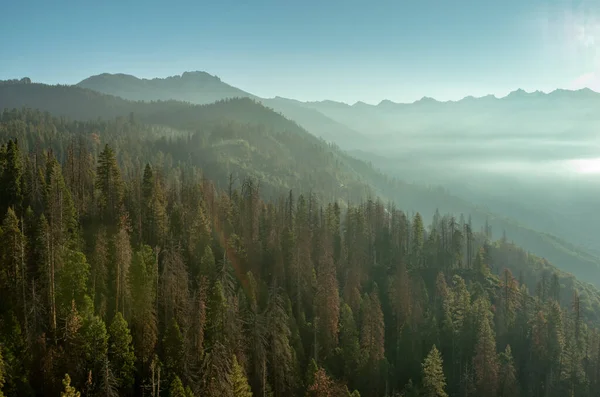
[3,73,600,292]
[76,72,600,253]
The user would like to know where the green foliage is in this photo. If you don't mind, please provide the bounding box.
[60,374,80,397]
[163,318,184,383]
[129,245,157,366]
[108,312,136,392]
[337,304,361,383]
[231,355,253,397]
[422,345,448,397]
[0,108,599,397]
[57,249,90,317]
[96,144,123,226]
[169,376,187,397]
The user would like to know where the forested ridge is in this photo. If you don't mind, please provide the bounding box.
[1,108,600,397]
[2,82,600,290]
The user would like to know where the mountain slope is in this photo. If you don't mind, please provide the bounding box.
[3,80,600,289]
[76,72,366,147]
[78,71,256,104]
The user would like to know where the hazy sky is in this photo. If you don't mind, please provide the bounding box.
[2,0,599,103]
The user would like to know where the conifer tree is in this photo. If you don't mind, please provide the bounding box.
[411,213,424,269]
[163,318,185,384]
[81,314,108,392]
[60,374,80,397]
[231,354,253,397]
[56,249,90,318]
[338,304,361,384]
[0,139,23,215]
[473,317,499,397]
[169,376,187,397]
[422,345,448,397]
[498,345,519,397]
[108,312,136,393]
[0,208,26,328]
[96,144,124,226]
[129,245,157,366]
[315,243,340,358]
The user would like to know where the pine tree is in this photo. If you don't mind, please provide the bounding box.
[91,227,109,317]
[0,139,23,215]
[338,304,361,383]
[141,163,167,247]
[169,376,187,397]
[473,318,499,397]
[81,314,108,391]
[411,213,424,269]
[108,312,136,393]
[315,243,340,358]
[0,208,27,330]
[56,249,90,318]
[306,366,334,397]
[60,374,80,397]
[163,318,185,384]
[498,345,519,397]
[231,355,253,397]
[112,224,132,316]
[96,144,123,226]
[422,345,448,397]
[129,245,157,366]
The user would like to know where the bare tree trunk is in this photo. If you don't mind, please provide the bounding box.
[21,220,28,337]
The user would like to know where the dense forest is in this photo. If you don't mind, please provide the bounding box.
[2,108,600,397]
[4,83,600,293]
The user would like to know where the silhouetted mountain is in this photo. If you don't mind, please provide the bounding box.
[77,72,364,147]
[78,71,255,104]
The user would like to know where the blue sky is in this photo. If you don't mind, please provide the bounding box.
[2,0,599,103]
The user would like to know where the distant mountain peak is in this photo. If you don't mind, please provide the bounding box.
[507,88,528,98]
[377,99,397,106]
[352,100,371,108]
[179,70,221,82]
[415,96,439,104]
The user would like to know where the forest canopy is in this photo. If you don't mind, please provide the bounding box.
[0,107,599,397]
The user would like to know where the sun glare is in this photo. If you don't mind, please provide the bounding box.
[569,158,600,174]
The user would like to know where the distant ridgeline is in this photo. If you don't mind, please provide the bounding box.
[0,106,600,396]
[0,77,32,85]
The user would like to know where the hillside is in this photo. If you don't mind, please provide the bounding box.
[77,72,366,147]
[74,75,600,256]
[2,111,600,396]
[2,81,600,290]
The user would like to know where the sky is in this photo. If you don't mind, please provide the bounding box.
[1,0,600,104]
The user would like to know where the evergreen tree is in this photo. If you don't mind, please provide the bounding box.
[163,318,185,384]
[338,304,361,384]
[60,374,80,397]
[108,312,136,393]
[315,244,340,359]
[169,376,187,397]
[0,139,23,215]
[231,354,253,397]
[129,245,157,366]
[422,345,448,397]
[473,317,499,397]
[96,144,123,226]
[498,345,519,397]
